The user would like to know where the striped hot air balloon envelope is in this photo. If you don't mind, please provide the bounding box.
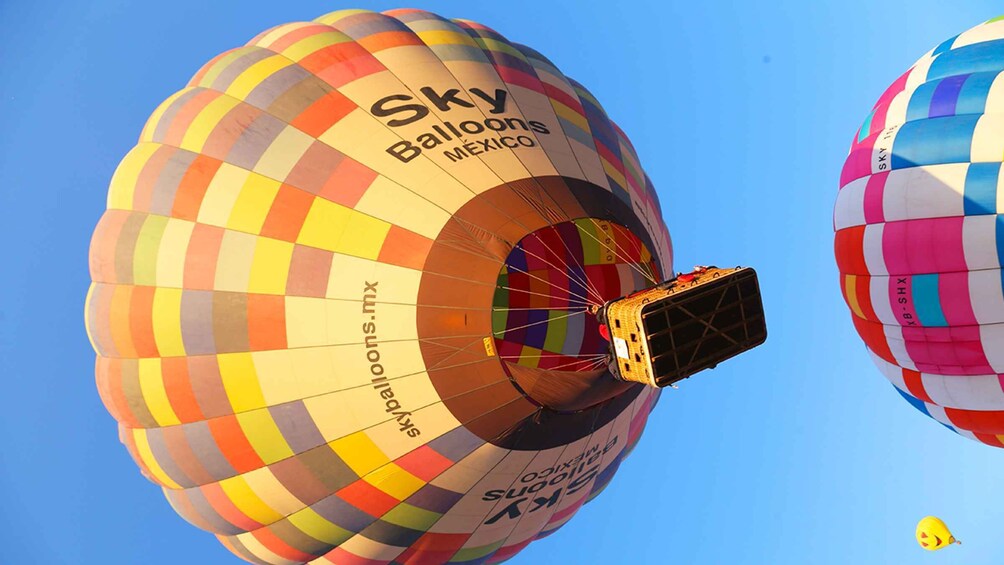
[85,8,673,564]
[836,16,1004,448]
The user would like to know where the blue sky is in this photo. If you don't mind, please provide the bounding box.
[1,1,1002,563]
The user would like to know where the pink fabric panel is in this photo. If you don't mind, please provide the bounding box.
[882,217,966,275]
[939,271,978,326]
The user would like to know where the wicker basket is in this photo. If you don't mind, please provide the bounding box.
[603,267,766,387]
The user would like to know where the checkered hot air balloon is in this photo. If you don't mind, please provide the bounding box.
[836,16,1004,448]
[85,8,672,564]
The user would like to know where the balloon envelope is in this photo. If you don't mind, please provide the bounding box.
[916,516,957,551]
[86,8,672,564]
[835,16,1004,448]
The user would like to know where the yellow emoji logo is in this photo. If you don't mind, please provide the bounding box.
[916,516,960,551]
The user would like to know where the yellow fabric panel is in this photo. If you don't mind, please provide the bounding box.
[180,95,241,153]
[517,344,540,368]
[241,467,306,517]
[381,503,440,531]
[314,9,371,25]
[551,101,591,134]
[254,23,314,50]
[295,198,351,252]
[845,275,865,318]
[151,288,186,357]
[226,173,281,234]
[354,176,452,240]
[198,163,251,227]
[592,221,620,266]
[226,55,293,100]
[214,230,256,292]
[476,37,524,59]
[131,428,182,489]
[330,432,390,476]
[219,474,284,525]
[235,409,295,464]
[296,198,392,260]
[133,214,168,286]
[417,29,479,47]
[336,209,392,260]
[248,237,294,295]
[193,50,249,88]
[282,31,348,62]
[600,156,628,189]
[450,542,505,563]
[223,534,284,565]
[155,219,194,288]
[287,507,353,545]
[336,536,401,562]
[83,285,98,352]
[254,126,314,181]
[640,246,653,265]
[107,143,160,210]
[217,352,267,413]
[364,463,425,501]
[137,358,181,426]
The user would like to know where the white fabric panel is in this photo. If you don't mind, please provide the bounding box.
[885,164,966,222]
[862,224,888,276]
[870,274,896,325]
[954,20,1004,48]
[927,371,1004,410]
[871,126,901,174]
[924,403,952,428]
[881,325,916,370]
[885,93,910,128]
[904,55,936,95]
[956,428,979,442]
[984,73,1004,116]
[970,269,1004,325]
[872,350,908,388]
[980,323,1004,372]
[962,215,999,270]
[971,113,1004,162]
[871,351,1004,410]
[834,176,867,229]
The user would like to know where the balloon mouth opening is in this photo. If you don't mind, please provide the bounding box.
[489,218,659,411]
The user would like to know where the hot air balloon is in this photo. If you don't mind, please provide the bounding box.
[85,8,764,564]
[916,516,960,551]
[835,16,1004,448]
